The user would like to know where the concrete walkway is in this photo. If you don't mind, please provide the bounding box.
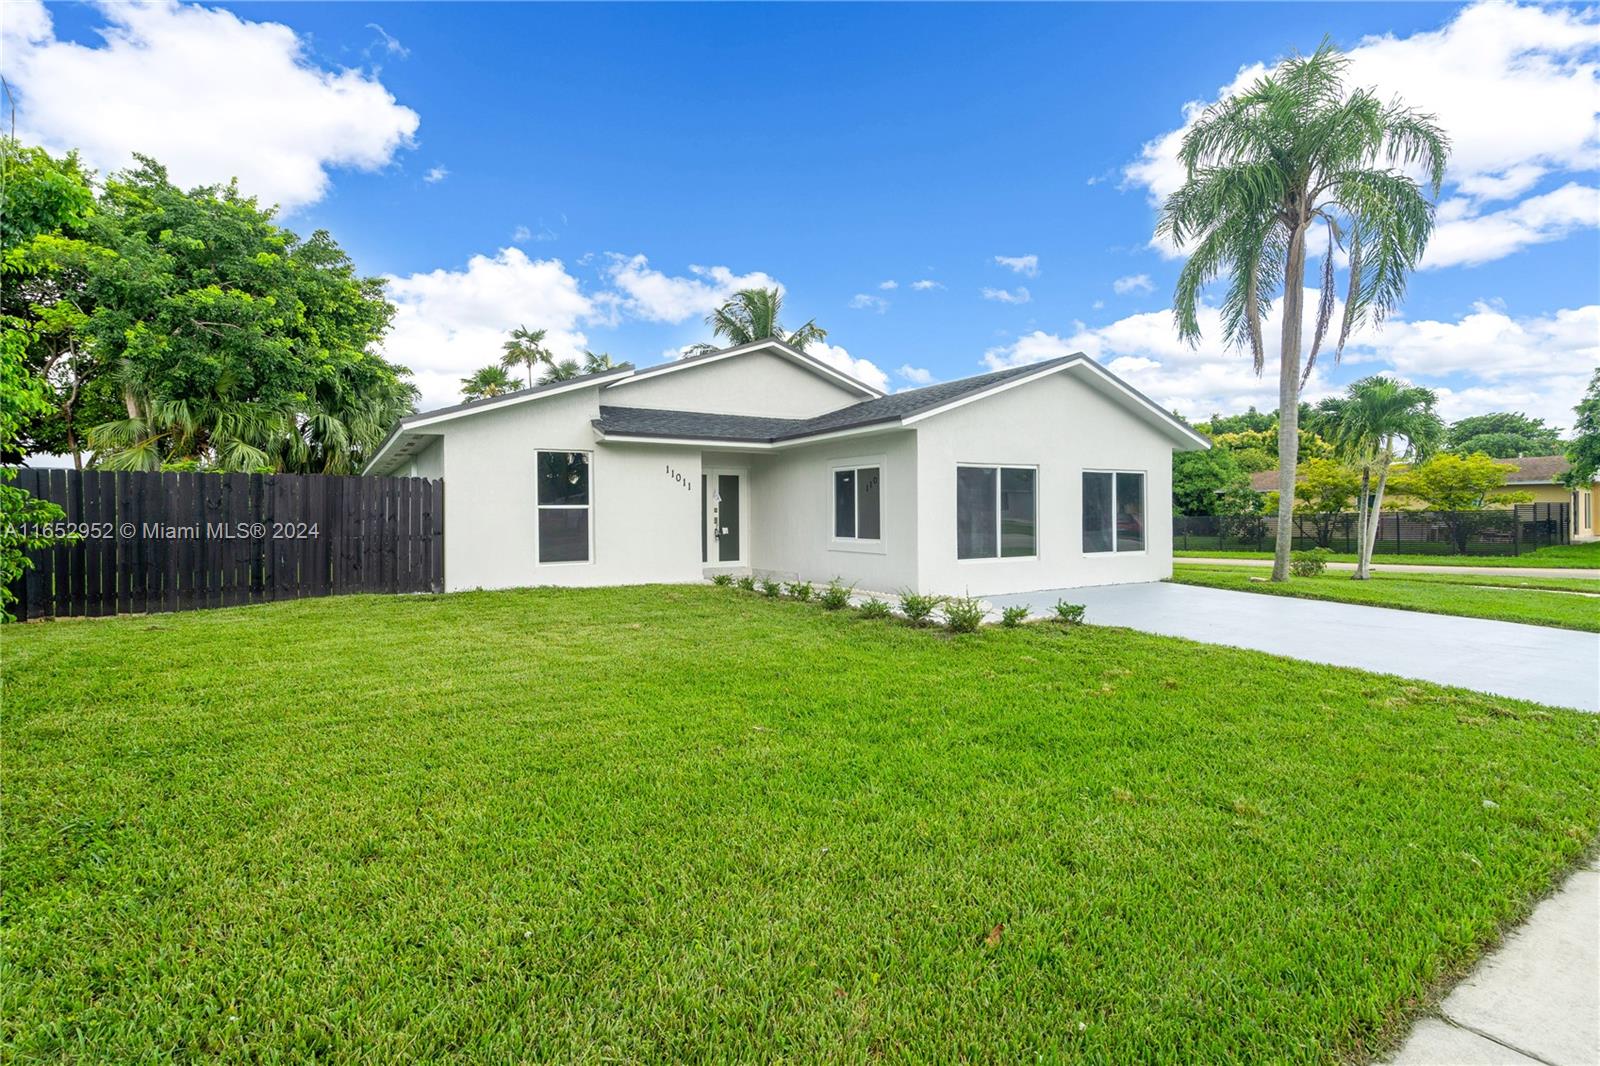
[1387,854,1599,1065]
[985,582,1600,712]
[1179,557,1599,581]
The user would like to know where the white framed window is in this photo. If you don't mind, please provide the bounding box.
[536,450,592,563]
[1082,470,1145,554]
[956,464,1037,560]
[832,461,882,545]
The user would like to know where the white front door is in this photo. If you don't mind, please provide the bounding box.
[702,469,746,565]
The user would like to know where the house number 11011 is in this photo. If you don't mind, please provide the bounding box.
[666,465,693,490]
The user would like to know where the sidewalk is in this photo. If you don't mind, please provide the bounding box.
[1387,853,1599,1065]
[1178,557,1599,580]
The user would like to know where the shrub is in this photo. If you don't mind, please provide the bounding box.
[1054,600,1086,625]
[1000,604,1031,628]
[819,579,853,610]
[786,580,814,602]
[759,578,783,599]
[735,575,756,592]
[897,589,945,627]
[857,597,892,619]
[943,596,985,633]
[711,573,734,587]
[1290,547,1334,578]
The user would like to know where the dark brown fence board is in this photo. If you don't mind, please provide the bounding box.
[6,469,442,620]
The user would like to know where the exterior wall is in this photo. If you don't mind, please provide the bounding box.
[400,437,445,480]
[429,383,704,591]
[601,349,865,418]
[913,372,1177,597]
[1501,482,1598,538]
[747,430,919,593]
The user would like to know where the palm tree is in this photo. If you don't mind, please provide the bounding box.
[582,350,622,374]
[543,358,582,382]
[501,325,551,387]
[1158,42,1447,581]
[1312,376,1443,579]
[461,364,517,401]
[686,287,826,356]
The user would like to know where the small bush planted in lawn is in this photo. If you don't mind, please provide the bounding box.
[857,597,892,619]
[1054,600,1086,625]
[735,575,756,592]
[711,573,734,586]
[943,596,985,633]
[898,590,945,627]
[1290,547,1334,578]
[819,580,853,610]
[759,578,783,598]
[787,580,814,602]
[1000,604,1031,628]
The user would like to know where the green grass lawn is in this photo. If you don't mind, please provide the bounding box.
[1174,540,1600,569]
[1171,564,1600,632]
[5,588,1598,1062]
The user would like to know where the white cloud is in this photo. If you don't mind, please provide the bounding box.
[993,254,1040,277]
[2,0,419,211]
[979,293,1596,427]
[802,340,890,394]
[423,165,449,184]
[850,293,889,313]
[512,225,533,242]
[382,249,596,410]
[602,254,778,324]
[897,365,936,386]
[982,286,1032,305]
[1113,273,1154,295]
[878,280,899,290]
[365,22,408,59]
[1422,183,1600,268]
[910,279,944,291]
[1124,2,1600,264]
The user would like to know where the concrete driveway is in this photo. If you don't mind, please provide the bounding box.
[987,582,1600,712]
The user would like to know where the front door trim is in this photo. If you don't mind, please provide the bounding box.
[703,465,749,566]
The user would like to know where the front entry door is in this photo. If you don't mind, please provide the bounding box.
[703,471,744,564]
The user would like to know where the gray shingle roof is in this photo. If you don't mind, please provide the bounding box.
[595,357,1080,444]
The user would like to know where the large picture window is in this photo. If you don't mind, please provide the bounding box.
[1082,470,1144,554]
[956,465,1036,559]
[833,465,881,541]
[537,450,591,563]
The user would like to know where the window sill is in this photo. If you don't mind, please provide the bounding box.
[830,539,887,556]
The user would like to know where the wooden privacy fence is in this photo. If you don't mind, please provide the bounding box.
[6,468,443,620]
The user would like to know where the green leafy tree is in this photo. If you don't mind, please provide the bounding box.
[1391,452,1533,553]
[1289,458,1362,549]
[1446,412,1562,459]
[1313,376,1444,578]
[0,328,67,621]
[1172,447,1249,516]
[686,287,826,356]
[21,151,421,474]
[1159,43,1447,581]
[1560,370,1600,488]
[461,364,517,400]
[501,326,550,388]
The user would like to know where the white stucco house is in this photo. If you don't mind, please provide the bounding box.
[364,339,1208,596]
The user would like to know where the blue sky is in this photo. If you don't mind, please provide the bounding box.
[6,1,1598,424]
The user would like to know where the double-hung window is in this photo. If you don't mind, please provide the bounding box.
[956,465,1036,559]
[1082,470,1144,554]
[833,464,882,542]
[536,450,591,563]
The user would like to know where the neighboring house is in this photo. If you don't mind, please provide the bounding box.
[365,339,1208,596]
[1244,454,1599,539]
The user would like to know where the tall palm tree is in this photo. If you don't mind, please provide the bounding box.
[1158,42,1447,581]
[501,325,551,387]
[461,364,517,400]
[686,287,827,356]
[1312,376,1443,579]
[582,350,624,374]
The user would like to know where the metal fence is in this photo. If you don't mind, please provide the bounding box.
[6,468,444,621]
[1173,503,1570,557]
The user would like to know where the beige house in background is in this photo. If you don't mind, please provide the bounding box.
[1245,453,1599,540]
